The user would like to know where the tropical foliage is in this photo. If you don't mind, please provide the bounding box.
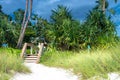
[0,0,119,79]
[44,5,81,50]
[0,6,19,47]
[0,0,119,49]
[82,7,117,47]
[14,9,24,24]
[39,5,118,50]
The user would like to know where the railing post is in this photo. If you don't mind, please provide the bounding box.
[20,43,27,59]
[30,46,33,55]
[36,43,44,63]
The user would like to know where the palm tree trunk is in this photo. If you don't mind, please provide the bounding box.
[20,0,29,34]
[102,0,106,13]
[16,0,33,48]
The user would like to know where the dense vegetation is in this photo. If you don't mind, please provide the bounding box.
[0,6,19,47]
[0,0,120,79]
[0,0,118,49]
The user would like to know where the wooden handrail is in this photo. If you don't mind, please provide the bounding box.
[36,43,44,63]
[27,43,39,50]
[20,43,27,59]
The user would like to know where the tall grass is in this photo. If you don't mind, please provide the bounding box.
[41,44,120,79]
[0,48,30,80]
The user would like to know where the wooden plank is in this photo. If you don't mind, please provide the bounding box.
[27,43,34,46]
[24,60,37,63]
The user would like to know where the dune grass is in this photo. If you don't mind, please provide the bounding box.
[40,44,120,79]
[0,48,30,80]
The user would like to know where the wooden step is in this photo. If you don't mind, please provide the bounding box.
[24,55,38,63]
[25,56,38,58]
[26,54,38,56]
[24,59,37,63]
[25,58,37,60]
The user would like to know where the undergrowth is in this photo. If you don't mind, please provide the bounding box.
[41,44,120,79]
[0,48,30,80]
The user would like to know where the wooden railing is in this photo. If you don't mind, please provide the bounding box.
[36,43,44,63]
[20,43,27,59]
[20,43,44,63]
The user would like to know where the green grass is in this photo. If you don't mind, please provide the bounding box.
[40,45,120,79]
[0,48,30,80]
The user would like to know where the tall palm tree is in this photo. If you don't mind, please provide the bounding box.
[98,0,118,14]
[16,0,33,48]
[95,0,106,13]
[102,0,105,13]
[21,0,29,33]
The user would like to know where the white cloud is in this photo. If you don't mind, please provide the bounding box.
[49,0,60,4]
[1,0,12,4]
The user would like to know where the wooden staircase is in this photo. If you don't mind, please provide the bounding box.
[20,43,44,63]
[24,55,38,63]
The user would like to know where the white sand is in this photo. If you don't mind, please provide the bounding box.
[11,63,120,80]
[11,63,79,80]
[108,73,120,80]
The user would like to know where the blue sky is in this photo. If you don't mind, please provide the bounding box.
[0,0,97,20]
[0,0,120,35]
[0,0,119,20]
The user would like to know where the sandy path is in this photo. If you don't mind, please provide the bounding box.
[11,63,79,80]
[11,63,120,80]
[108,73,120,80]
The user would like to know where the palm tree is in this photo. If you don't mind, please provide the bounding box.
[21,0,29,33]
[82,0,118,47]
[96,0,118,14]
[16,0,33,48]
[0,5,2,12]
[49,5,81,50]
[101,0,117,13]
[13,9,24,24]
[102,0,105,13]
